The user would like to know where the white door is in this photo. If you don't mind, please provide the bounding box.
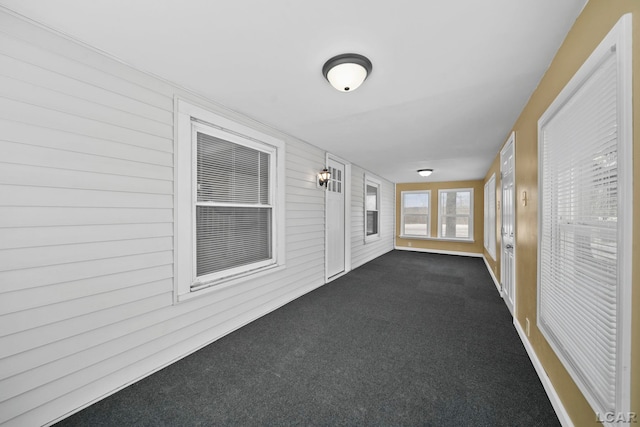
[500,133,516,316]
[326,158,346,279]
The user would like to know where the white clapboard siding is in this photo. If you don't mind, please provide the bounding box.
[0,7,336,426]
[0,185,173,208]
[0,207,173,228]
[0,30,174,110]
[0,140,173,180]
[0,119,173,166]
[0,252,175,294]
[0,163,172,194]
[0,237,172,272]
[0,264,173,314]
[0,223,174,250]
[0,97,172,152]
[350,166,395,269]
[0,74,173,139]
[0,54,172,124]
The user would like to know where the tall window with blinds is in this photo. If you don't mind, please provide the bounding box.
[192,122,277,285]
[537,14,632,420]
[364,175,381,242]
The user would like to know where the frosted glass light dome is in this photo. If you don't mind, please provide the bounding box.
[322,54,372,93]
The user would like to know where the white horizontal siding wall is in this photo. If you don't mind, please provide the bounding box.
[350,166,395,269]
[0,9,327,426]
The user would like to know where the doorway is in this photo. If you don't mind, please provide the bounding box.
[500,132,516,316]
[325,155,351,281]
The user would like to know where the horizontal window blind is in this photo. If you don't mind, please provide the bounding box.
[196,206,272,276]
[539,49,618,413]
[195,130,273,281]
[197,132,269,205]
[365,182,379,237]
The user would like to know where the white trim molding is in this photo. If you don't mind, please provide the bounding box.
[394,246,482,258]
[482,255,501,295]
[514,320,574,427]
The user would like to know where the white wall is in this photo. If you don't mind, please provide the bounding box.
[0,8,393,426]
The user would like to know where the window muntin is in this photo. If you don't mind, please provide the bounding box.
[438,188,473,240]
[401,191,430,237]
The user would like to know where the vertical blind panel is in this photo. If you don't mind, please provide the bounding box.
[196,206,272,277]
[539,50,618,412]
[197,132,270,204]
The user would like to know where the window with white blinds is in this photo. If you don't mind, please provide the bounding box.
[364,176,381,242]
[195,129,273,279]
[537,14,632,420]
[484,175,496,259]
[175,99,285,298]
[401,190,430,237]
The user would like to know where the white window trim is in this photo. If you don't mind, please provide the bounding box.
[364,174,381,243]
[400,190,431,238]
[536,14,632,423]
[174,98,286,302]
[437,188,474,241]
[484,174,497,259]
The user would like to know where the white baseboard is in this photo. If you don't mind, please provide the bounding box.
[513,319,574,427]
[394,246,482,258]
[482,255,502,296]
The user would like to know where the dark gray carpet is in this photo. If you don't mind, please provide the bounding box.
[56,251,560,426]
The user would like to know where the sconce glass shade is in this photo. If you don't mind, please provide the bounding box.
[323,54,372,92]
[318,168,331,187]
[417,169,433,177]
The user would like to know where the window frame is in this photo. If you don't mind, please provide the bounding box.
[483,174,496,259]
[400,190,431,238]
[536,14,632,420]
[191,121,277,285]
[174,98,286,301]
[364,175,381,243]
[437,188,474,241]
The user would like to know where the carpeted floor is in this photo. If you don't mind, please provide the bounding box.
[56,251,560,426]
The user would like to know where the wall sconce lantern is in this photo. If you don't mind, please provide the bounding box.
[318,168,331,188]
[322,53,373,92]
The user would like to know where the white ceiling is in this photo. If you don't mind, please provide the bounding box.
[0,0,587,183]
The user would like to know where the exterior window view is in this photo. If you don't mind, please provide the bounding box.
[0,1,636,427]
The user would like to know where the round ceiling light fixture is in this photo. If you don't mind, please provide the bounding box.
[417,169,433,177]
[322,53,373,92]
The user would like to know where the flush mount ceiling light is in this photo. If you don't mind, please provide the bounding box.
[322,53,373,92]
[417,169,433,177]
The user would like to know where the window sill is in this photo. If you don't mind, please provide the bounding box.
[399,235,475,243]
[175,263,286,304]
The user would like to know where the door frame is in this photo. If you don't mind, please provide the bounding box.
[325,153,351,282]
[500,132,516,317]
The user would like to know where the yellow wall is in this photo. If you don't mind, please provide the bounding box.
[395,180,484,254]
[483,1,640,424]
